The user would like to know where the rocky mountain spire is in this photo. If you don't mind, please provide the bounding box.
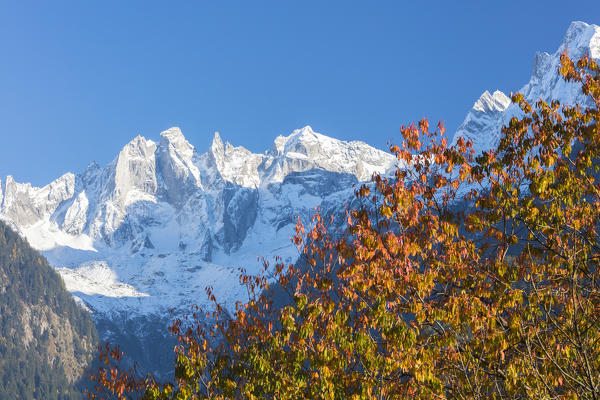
[452,21,600,155]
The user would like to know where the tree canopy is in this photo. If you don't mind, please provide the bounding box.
[90,54,600,399]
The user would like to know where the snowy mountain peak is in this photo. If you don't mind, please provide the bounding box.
[1,173,75,228]
[119,135,156,158]
[267,126,397,183]
[272,126,315,155]
[157,127,202,199]
[473,90,511,113]
[452,89,513,156]
[453,21,600,155]
[560,21,600,60]
[290,125,324,141]
[274,125,340,157]
[160,126,184,139]
[212,131,223,148]
[293,125,316,137]
[112,135,158,211]
[159,127,189,150]
[116,135,156,164]
[210,131,225,158]
[208,131,227,176]
[159,127,195,157]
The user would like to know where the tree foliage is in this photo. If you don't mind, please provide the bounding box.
[90,54,600,399]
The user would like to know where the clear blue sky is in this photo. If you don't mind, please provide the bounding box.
[1,1,600,186]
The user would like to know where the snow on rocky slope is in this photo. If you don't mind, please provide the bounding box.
[0,125,396,320]
[452,21,600,155]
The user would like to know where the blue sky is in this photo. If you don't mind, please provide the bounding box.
[1,1,600,185]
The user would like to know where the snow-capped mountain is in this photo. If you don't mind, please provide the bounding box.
[452,21,600,155]
[0,125,396,320]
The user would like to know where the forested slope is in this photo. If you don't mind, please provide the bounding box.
[0,220,97,399]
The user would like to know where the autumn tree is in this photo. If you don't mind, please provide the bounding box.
[90,53,600,399]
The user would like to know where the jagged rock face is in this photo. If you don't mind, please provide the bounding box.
[61,192,90,235]
[19,301,95,382]
[222,184,258,253]
[0,124,397,324]
[265,127,394,183]
[1,173,75,227]
[157,127,202,206]
[452,21,600,154]
[9,125,394,253]
[453,90,511,155]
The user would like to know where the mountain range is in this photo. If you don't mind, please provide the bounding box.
[1,20,599,377]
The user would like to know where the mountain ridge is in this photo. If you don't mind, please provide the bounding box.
[0,123,397,323]
[451,20,600,155]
